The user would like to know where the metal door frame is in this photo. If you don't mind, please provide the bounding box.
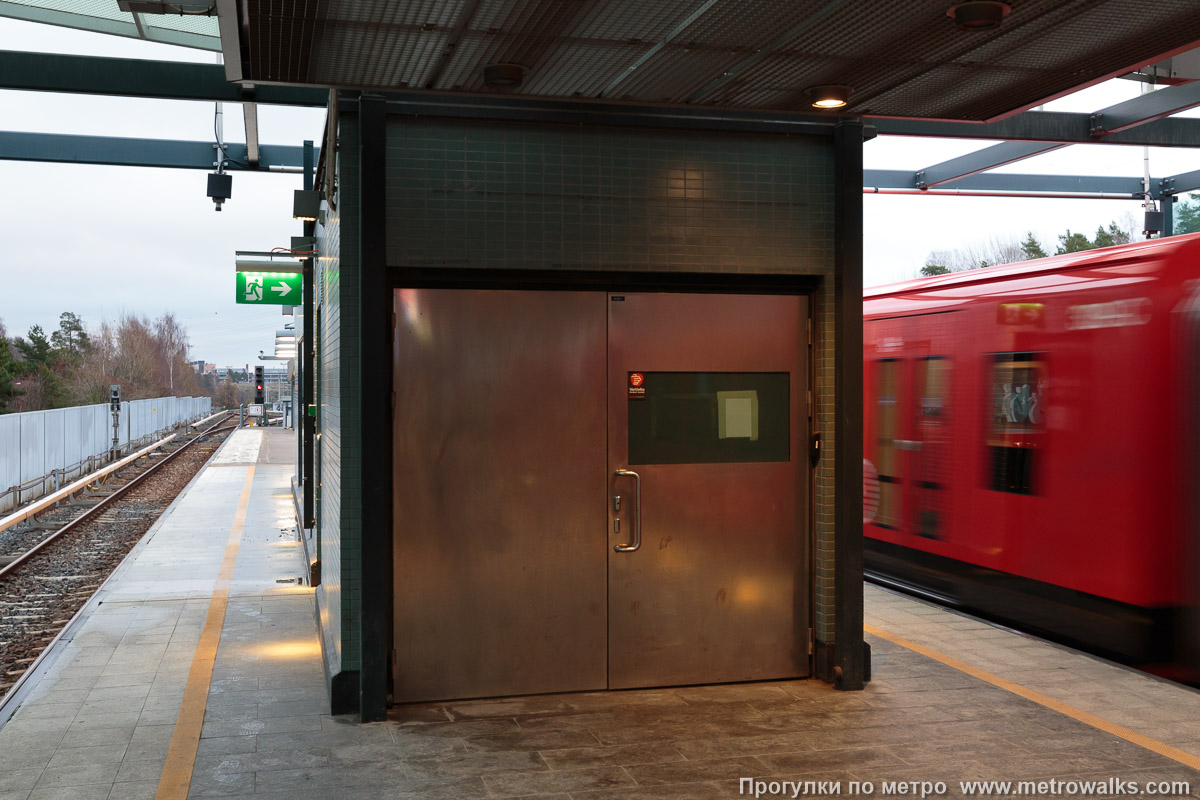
[386,267,821,701]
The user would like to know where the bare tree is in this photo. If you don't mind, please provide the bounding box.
[154,313,190,393]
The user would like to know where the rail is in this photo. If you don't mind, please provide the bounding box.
[0,420,235,581]
[0,416,212,513]
[0,436,176,535]
[0,414,234,720]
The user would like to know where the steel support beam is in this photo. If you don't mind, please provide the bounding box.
[832,117,865,692]
[916,141,1067,189]
[878,103,1200,148]
[0,131,314,171]
[873,110,1200,147]
[866,168,1147,196]
[215,0,243,82]
[1162,169,1200,195]
[0,50,327,106]
[382,93,843,137]
[243,103,260,166]
[301,140,316,531]
[1090,80,1200,136]
[356,94,390,723]
[898,82,1200,191]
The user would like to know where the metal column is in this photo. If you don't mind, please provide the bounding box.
[357,94,390,722]
[832,117,866,691]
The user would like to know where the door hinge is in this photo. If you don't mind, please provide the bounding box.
[390,648,397,669]
[807,628,814,655]
[391,390,396,411]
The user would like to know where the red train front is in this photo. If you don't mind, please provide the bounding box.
[864,233,1200,678]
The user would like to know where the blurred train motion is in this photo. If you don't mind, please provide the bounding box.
[863,232,1200,679]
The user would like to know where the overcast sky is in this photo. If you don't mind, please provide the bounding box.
[3,18,1200,368]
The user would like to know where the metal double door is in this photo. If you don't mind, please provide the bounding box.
[392,289,808,703]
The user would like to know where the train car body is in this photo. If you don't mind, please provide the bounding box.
[863,233,1200,676]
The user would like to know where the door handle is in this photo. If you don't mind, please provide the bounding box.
[613,469,641,552]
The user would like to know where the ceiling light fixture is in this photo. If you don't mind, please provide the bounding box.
[483,63,528,88]
[946,1,1011,31]
[805,85,852,109]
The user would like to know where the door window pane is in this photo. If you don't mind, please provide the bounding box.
[988,352,1046,495]
[628,372,789,464]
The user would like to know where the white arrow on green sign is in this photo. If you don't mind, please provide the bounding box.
[236,272,302,305]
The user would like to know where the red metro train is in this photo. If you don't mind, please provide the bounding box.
[863,232,1200,678]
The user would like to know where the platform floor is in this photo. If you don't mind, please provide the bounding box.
[1,427,1199,799]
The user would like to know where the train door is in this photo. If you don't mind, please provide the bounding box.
[392,289,809,702]
[867,315,953,540]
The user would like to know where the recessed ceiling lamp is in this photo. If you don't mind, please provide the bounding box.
[483,63,528,88]
[805,85,852,109]
[947,1,1011,31]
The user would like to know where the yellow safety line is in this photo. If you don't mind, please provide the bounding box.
[155,466,256,800]
[864,623,1200,771]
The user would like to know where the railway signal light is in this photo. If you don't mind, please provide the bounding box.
[109,384,120,410]
[254,366,265,405]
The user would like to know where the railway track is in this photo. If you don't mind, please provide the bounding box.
[0,415,234,702]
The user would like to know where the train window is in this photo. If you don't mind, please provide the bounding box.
[627,372,789,465]
[874,359,902,529]
[916,357,950,538]
[987,352,1046,495]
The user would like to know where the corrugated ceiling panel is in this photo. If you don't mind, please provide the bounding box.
[606,46,747,102]
[691,53,829,110]
[468,0,560,33]
[661,0,833,48]
[523,41,648,97]
[236,0,1200,121]
[322,0,464,25]
[314,26,447,87]
[567,0,709,43]
[434,31,513,88]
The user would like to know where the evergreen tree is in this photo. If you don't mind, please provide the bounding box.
[1093,222,1130,249]
[1176,194,1200,235]
[14,325,54,366]
[920,264,951,277]
[0,330,18,412]
[1020,232,1048,260]
[1056,229,1093,254]
[50,312,90,362]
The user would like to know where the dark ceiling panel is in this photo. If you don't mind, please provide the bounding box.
[231,0,1200,122]
[521,42,647,97]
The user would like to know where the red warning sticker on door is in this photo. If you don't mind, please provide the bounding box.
[628,372,646,400]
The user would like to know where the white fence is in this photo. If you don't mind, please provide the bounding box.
[0,396,212,513]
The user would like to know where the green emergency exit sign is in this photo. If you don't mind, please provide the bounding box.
[236,272,301,305]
